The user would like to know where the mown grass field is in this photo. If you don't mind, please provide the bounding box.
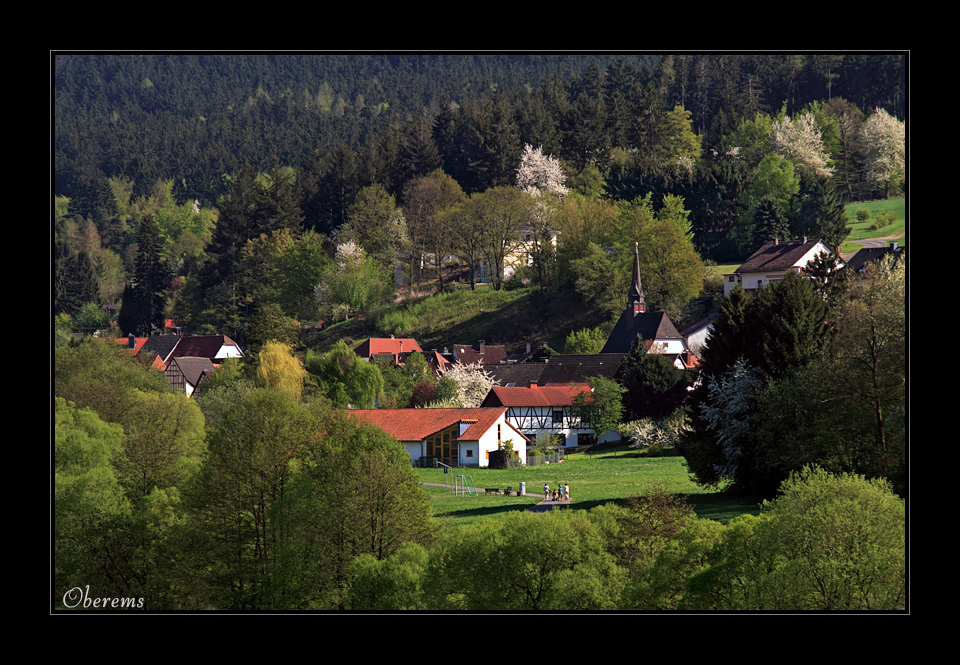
[841,197,906,252]
[415,447,760,530]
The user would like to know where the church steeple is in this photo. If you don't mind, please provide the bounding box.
[628,242,646,316]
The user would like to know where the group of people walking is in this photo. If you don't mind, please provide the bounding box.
[543,483,571,502]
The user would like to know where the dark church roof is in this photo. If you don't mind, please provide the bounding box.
[601,311,683,354]
[600,242,683,354]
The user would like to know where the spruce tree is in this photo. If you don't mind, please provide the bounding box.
[118,215,170,336]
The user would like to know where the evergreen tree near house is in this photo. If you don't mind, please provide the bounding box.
[118,215,170,336]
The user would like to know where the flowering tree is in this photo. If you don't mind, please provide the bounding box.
[516,144,568,198]
[443,362,496,408]
[771,112,834,179]
[859,107,905,197]
[619,412,690,451]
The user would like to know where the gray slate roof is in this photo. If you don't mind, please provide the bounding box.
[538,353,628,385]
[600,311,683,354]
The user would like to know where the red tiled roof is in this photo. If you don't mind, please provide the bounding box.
[483,384,590,408]
[115,336,149,355]
[351,407,526,442]
[355,338,423,358]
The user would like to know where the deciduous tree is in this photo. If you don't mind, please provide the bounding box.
[859,107,905,197]
[770,111,834,179]
[305,339,384,409]
[571,375,626,442]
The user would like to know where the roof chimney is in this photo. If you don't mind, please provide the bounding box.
[128,333,136,349]
[774,238,779,245]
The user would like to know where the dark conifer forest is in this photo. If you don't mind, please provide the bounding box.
[55,53,904,218]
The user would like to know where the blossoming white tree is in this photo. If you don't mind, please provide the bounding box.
[516,144,568,198]
[859,107,905,197]
[515,144,566,290]
[314,241,391,320]
[770,112,834,179]
[443,362,496,408]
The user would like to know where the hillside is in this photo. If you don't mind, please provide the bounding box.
[307,284,603,358]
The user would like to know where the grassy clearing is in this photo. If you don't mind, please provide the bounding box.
[841,197,906,252]
[416,448,760,529]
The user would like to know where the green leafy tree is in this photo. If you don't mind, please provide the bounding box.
[340,184,409,272]
[187,165,304,337]
[186,389,314,609]
[54,398,131,607]
[829,255,906,489]
[423,510,624,611]
[115,389,206,501]
[571,375,626,442]
[275,411,437,609]
[684,467,905,610]
[570,242,627,322]
[247,302,301,352]
[401,170,467,289]
[471,186,535,290]
[71,302,112,336]
[314,242,393,320]
[563,326,607,354]
[733,153,800,255]
[305,339,384,408]
[346,542,430,610]
[55,338,171,427]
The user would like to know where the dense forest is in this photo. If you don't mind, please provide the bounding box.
[54,53,906,338]
[55,53,904,213]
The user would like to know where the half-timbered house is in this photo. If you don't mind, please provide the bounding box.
[480,384,618,447]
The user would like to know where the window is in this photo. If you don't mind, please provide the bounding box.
[552,410,563,424]
[466,450,473,458]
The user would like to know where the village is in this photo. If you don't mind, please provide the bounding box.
[112,233,904,477]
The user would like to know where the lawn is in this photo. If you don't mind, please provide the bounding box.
[841,197,906,252]
[415,448,760,529]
